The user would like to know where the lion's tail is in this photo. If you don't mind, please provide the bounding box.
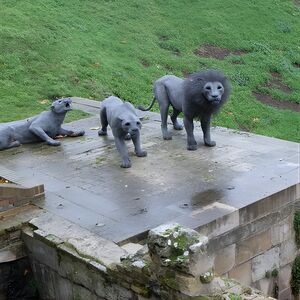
[138,97,156,111]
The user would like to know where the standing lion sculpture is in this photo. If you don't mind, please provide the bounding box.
[138,70,231,150]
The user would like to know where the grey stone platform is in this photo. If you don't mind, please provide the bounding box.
[0,98,298,244]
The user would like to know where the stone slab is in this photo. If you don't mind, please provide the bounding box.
[0,98,298,243]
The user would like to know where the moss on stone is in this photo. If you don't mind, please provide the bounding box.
[131,283,150,297]
[294,211,300,248]
[61,241,105,267]
[228,294,242,300]
[199,271,214,284]
[291,255,300,295]
[160,270,178,290]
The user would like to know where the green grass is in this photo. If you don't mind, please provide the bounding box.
[0,0,299,141]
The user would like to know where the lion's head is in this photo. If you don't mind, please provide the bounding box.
[51,98,72,114]
[119,114,142,137]
[184,70,231,113]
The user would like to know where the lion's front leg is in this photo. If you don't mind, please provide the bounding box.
[114,137,131,168]
[59,127,85,137]
[131,132,147,157]
[200,116,216,147]
[29,125,61,146]
[184,116,197,151]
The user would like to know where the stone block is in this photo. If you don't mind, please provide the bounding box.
[279,240,297,267]
[174,273,202,296]
[121,243,144,255]
[236,230,272,264]
[214,243,236,275]
[254,278,273,296]
[148,223,213,277]
[22,230,59,271]
[228,261,252,286]
[271,216,293,246]
[278,264,291,292]
[278,287,292,300]
[252,247,280,282]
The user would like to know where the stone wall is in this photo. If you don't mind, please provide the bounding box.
[195,183,299,299]
[20,212,273,300]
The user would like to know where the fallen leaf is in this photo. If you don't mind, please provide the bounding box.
[90,127,100,130]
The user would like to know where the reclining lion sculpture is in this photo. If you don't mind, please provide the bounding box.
[0,98,85,150]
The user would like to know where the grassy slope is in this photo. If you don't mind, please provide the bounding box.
[0,0,299,141]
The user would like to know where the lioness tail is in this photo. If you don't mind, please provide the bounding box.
[138,97,156,111]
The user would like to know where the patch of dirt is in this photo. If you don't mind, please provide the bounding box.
[293,62,300,68]
[159,35,169,41]
[140,59,150,68]
[231,60,245,65]
[252,92,299,112]
[294,0,300,6]
[265,72,292,94]
[195,45,248,60]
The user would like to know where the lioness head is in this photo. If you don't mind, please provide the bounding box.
[120,114,142,136]
[202,81,224,104]
[51,98,72,114]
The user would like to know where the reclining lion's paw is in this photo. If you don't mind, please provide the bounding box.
[47,140,61,146]
[72,130,85,137]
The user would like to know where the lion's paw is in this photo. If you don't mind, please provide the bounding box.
[121,158,132,168]
[205,140,216,147]
[48,140,61,146]
[187,144,197,151]
[136,150,147,157]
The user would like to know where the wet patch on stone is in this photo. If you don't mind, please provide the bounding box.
[194,45,248,60]
[252,92,299,112]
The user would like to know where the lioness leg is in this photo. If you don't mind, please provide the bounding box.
[201,116,216,147]
[98,108,108,136]
[131,132,147,157]
[29,126,61,146]
[183,116,197,151]
[154,83,172,140]
[114,136,131,168]
[170,108,183,130]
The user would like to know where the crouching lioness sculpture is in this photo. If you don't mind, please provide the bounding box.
[98,96,147,168]
[0,98,85,150]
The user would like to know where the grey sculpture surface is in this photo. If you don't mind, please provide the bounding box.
[0,98,85,150]
[139,70,230,150]
[98,96,147,168]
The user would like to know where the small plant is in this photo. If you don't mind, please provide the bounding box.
[271,268,279,278]
[291,255,300,296]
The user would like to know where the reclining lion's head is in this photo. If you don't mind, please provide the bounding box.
[51,98,72,114]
